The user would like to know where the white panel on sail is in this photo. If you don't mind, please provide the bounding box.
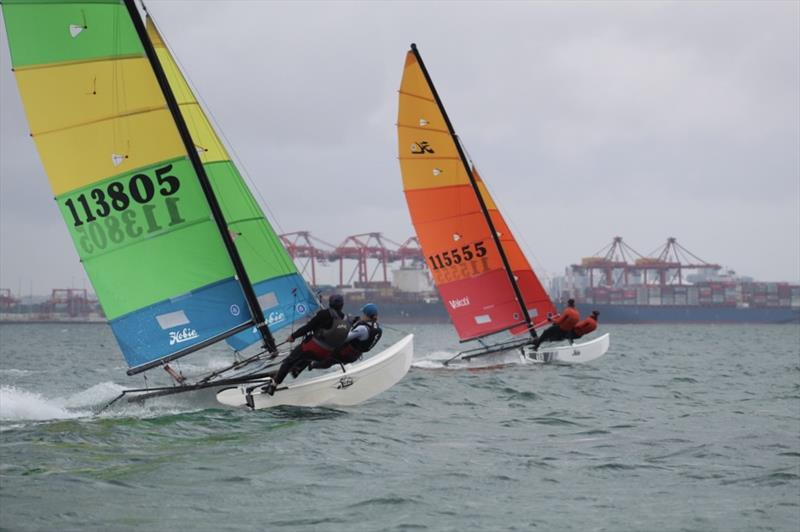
[258,292,278,310]
[156,310,190,330]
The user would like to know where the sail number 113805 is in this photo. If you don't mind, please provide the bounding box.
[428,241,487,270]
[63,164,181,227]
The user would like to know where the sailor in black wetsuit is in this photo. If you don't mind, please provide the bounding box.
[262,294,350,395]
[307,303,383,371]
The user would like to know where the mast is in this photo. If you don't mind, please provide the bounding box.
[124,0,277,354]
[409,43,537,340]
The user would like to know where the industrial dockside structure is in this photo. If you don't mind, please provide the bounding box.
[3,234,798,324]
[0,233,449,324]
[0,288,105,323]
[554,237,800,324]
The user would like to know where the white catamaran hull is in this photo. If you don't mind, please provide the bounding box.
[524,332,610,364]
[216,334,414,409]
[457,333,610,368]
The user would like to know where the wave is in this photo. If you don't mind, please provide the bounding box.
[411,350,460,369]
[0,382,207,424]
[0,385,92,422]
[0,368,33,377]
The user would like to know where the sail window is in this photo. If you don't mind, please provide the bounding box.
[432,168,442,176]
[452,233,462,241]
[69,25,85,38]
[156,310,190,330]
[257,292,278,310]
[111,154,126,167]
[474,314,491,324]
[419,118,429,127]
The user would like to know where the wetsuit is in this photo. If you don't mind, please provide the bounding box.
[273,308,350,385]
[314,319,383,370]
[294,318,382,375]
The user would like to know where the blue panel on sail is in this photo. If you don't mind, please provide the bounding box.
[110,278,253,369]
[225,273,320,352]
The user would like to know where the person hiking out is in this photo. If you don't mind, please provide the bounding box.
[569,310,599,341]
[261,293,350,395]
[299,303,383,375]
[532,298,580,350]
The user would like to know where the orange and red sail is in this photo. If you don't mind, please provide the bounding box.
[397,45,555,341]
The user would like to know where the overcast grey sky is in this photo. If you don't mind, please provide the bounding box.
[1,0,798,294]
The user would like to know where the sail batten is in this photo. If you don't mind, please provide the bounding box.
[397,125,450,135]
[30,105,168,137]
[11,52,144,72]
[398,45,555,341]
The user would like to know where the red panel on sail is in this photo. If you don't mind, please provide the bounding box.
[437,270,527,340]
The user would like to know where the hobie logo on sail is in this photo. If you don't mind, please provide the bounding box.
[410,141,434,154]
[449,297,470,309]
[169,328,199,345]
[267,312,285,325]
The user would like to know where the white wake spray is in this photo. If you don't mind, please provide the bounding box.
[411,350,461,369]
[0,385,90,422]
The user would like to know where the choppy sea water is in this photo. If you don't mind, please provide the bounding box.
[0,322,798,531]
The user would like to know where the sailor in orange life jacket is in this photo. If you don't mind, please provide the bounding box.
[569,310,599,341]
[261,293,351,396]
[532,298,580,350]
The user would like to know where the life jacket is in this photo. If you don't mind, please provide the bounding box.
[312,308,351,350]
[349,320,382,353]
[572,316,597,336]
[554,306,580,331]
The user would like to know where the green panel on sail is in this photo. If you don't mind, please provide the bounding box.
[1,0,256,370]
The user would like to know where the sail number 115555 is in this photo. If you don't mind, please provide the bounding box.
[428,241,487,270]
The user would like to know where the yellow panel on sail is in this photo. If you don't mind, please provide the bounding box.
[14,57,163,136]
[35,109,185,195]
[177,102,228,164]
[399,158,470,191]
[397,94,448,134]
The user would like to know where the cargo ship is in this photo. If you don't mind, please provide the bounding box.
[555,237,800,324]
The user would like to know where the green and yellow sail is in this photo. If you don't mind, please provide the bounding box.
[1,0,317,371]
